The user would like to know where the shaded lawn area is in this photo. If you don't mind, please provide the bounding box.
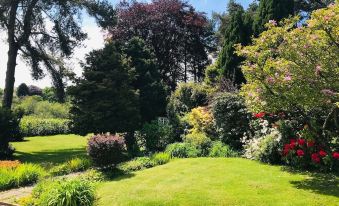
[11,135,87,164]
[97,158,339,206]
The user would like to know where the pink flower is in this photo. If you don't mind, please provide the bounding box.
[269,20,277,26]
[315,65,322,76]
[321,89,335,96]
[267,76,275,84]
[284,74,292,81]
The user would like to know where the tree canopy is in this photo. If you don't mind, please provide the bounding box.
[0,0,115,107]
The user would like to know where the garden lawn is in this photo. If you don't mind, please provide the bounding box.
[12,134,87,164]
[98,158,339,206]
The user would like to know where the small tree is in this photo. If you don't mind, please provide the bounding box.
[16,83,29,97]
[69,42,140,155]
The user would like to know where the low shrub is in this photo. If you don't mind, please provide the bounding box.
[32,178,95,206]
[20,116,70,136]
[243,128,282,164]
[79,169,105,182]
[140,120,174,152]
[117,157,153,172]
[208,141,238,157]
[50,157,91,176]
[184,132,211,151]
[0,163,45,191]
[87,134,126,167]
[165,142,201,158]
[0,108,22,158]
[182,107,216,138]
[151,152,171,165]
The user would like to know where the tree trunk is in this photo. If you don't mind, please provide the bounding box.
[3,46,19,109]
[125,132,139,157]
[2,1,19,109]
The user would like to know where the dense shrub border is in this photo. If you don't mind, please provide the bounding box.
[20,116,70,137]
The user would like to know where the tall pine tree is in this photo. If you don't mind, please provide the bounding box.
[217,1,247,85]
[254,0,295,35]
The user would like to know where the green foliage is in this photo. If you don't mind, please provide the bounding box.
[182,107,216,138]
[0,108,22,158]
[140,120,174,152]
[42,87,61,102]
[208,141,238,157]
[17,83,30,97]
[87,134,126,167]
[167,83,213,141]
[257,132,282,164]
[50,157,91,176]
[253,0,294,34]
[0,163,45,191]
[217,1,247,85]
[184,133,212,156]
[211,93,251,149]
[20,116,70,137]
[32,178,95,206]
[168,83,212,117]
[117,157,154,172]
[69,42,140,136]
[16,96,70,119]
[237,3,339,113]
[124,37,168,123]
[204,64,220,86]
[151,152,171,165]
[165,143,201,158]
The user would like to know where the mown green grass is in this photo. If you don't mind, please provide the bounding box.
[97,158,339,206]
[12,135,87,164]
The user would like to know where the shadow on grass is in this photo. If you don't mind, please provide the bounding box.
[282,167,339,198]
[14,148,87,164]
[98,168,136,182]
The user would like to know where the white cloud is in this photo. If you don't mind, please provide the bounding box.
[0,18,105,89]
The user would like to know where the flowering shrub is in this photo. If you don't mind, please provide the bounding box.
[282,136,338,171]
[237,3,339,113]
[87,134,126,167]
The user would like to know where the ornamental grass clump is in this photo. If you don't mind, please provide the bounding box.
[87,134,126,167]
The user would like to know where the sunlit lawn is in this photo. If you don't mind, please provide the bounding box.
[11,134,87,164]
[97,158,339,206]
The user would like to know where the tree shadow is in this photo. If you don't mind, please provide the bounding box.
[282,167,339,198]
[99,168,136,181]
[14,148,87,164]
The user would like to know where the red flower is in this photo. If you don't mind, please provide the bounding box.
[307,140,315,147]
[290,140,296,150]
[283,144,290,156]
[318,150,327,157]
[297,139,306,146]
[332,152,339,159]
[311,153,320,163]
[297,149,305,157]
[255,112,266,119]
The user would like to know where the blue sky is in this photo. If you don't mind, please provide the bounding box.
[0,0,253,88]
[107,0,253,16]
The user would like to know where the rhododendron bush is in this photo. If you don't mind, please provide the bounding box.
[236,3,339,113]
[282,126,339,171]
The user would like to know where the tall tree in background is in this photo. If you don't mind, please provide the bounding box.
[109,0,214,90]
[254,0,295,35]
[124,37,168,124]
[217,1,248,86]
[294,0,334,14]
[0,0,115,108]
